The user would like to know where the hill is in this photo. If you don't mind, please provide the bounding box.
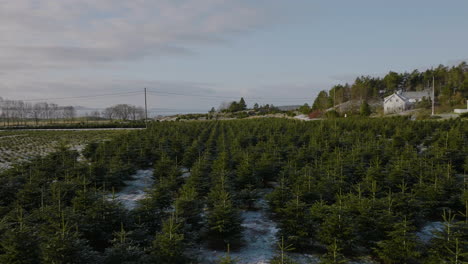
[312,62,468,114]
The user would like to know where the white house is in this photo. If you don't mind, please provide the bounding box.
[384,90,432,114]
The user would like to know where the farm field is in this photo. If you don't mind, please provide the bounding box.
[0,130,130,171]
[0,118,466,264]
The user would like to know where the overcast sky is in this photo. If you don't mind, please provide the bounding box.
[1,0,467,113]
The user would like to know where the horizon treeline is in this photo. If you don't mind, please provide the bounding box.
[0,97,145,126]
[0,98,76,126]
[312,62,468,110]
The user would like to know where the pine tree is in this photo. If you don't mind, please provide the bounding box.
[426,210,467,263]
[217,244,238,264]
[318,202,355,254]
[153,153,177,179]
[320,238,348,264]
[278,195,311,249]
[375,216,420,264]
[269,237,298,264]
[185,158,211,197]
[0,228,40,264]
[239,97,247,111]
[175,184,203,234]
[40,211,98,264]
[206,184,243,247]
[151,214,186,263]
[235,154,260,189]
[360,101,371,116]
[267,174,293,215]
[181,140,199,170]
[135,176,175,232]
[103,223,148,264]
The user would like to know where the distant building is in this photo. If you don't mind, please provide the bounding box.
[276,105,301,111]
[384,90,432,114]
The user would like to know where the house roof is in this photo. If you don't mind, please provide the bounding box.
[384,93,407,103]
[384,89,432,104]
[401,90,432,100]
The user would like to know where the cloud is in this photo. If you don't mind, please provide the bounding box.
[0,0,271,72]
[2,78,216,97]
[0,0,291,112]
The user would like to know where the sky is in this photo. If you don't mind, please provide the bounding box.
[1,0,467,114]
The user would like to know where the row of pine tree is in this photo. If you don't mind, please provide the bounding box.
[0,117,466,263]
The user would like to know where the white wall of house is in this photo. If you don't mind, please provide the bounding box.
[454,100,468,114]
[454,109,468,114]
[384,94,407,114]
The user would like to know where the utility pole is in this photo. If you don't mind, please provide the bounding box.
[144,88,148,128]
[432,76,435,116]
[333,88,336,108]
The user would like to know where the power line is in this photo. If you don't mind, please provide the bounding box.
[146,89,310,101]
[20,91,141,102]
[14,89,310,103]
[9,88,312,109]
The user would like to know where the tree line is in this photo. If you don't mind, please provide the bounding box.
[101,104,145,121]
[312,62,468,111]
[0,97,76,126]
[0,97,146,126]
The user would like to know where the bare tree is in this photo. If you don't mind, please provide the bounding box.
[90,110,101,119]
[113,104,131,120]
[0,97,147,126]
[49,103,59,123]
[32,103,44,125]
[129,106,145,120]
[18,101,32,125]
[102,104,145,121]
[103,107,115,121]
[3,100,15,126]
[0,98,81,126]
[63,106,76,122]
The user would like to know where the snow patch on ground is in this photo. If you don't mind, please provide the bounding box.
[417,221,444,244]
[416,143,428,154]
[181,167,191,178]
[70,144,86,161]
[194,192,378,264]
[196,196,279,264]
[294,114,310,121]
[110,169,154,210]
[235,206,279,263]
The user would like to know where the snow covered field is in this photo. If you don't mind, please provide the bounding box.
[0,130,125,171]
